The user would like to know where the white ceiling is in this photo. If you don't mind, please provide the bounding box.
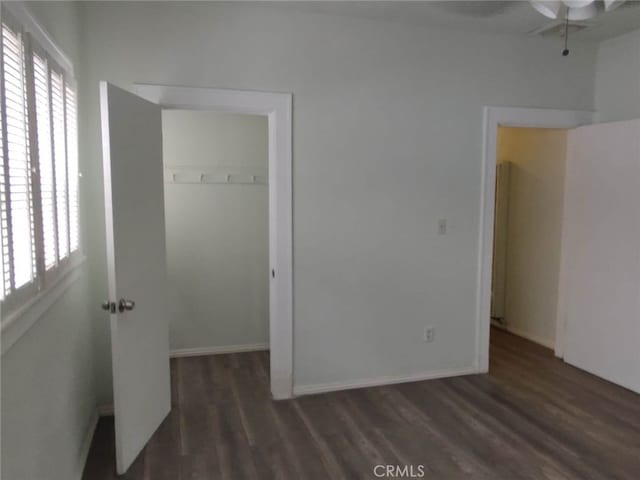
[259,1,640,42]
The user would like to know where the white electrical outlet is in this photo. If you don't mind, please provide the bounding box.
[424,326,435,343]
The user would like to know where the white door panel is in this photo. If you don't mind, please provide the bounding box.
[100,82,171,473]
[562,119,640,393]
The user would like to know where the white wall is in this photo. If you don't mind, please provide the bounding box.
[594,28,640,122]
[559,120,640,393]
[162,111,269,351]
[1,3,98,480]
[79,2,598,397]
[496,127,568,348]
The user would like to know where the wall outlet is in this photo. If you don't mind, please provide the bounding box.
[424,326,435,343]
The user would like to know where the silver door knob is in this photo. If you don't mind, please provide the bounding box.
[118,299,135,312]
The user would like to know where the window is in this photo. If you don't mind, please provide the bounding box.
[0,11,79,319]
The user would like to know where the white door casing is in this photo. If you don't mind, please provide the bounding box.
[478,107,594,371]
[134,84,294,400]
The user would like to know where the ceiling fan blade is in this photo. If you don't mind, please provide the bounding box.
[434,1,519,18]
[604,0,627,11]
[530,0,563,18]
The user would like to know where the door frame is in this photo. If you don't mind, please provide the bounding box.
[477,106,594,372]
[134,84,294,399]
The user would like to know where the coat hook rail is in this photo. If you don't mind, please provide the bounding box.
[164,167,268,185]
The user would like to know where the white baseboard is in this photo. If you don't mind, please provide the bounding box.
[96,403,114,416]
[170,342,269,358]
[505,326,555,349]
[293,366,478,397]
[74,409,99,480]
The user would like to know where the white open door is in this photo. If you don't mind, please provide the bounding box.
[100,82,171,473]
[559,119,640,393]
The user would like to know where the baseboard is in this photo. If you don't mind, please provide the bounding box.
[293,366,478,397]
[170,342,269,358]
[74,409,99,480]
[505,326,555,349]
[96,403,114,416]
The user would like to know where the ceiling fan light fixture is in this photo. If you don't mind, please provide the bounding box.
[530,0,627,20]
[563,0,596,8]
[566,2,598,19]
[529,0,628,56]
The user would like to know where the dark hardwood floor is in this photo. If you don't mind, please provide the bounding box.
[82,328,640,479]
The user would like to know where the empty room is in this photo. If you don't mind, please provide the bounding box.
[1,1,639,479]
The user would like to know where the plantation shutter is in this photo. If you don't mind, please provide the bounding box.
[1,22,35,295]
[33,52,56,269]
[1,8,80,315]
[65,84,78,252]
[0,50,7,299]
[50,69,68,261]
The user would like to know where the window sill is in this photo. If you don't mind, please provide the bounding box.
[1,255,87,355]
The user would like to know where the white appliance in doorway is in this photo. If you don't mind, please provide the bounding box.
[491,161,510,324]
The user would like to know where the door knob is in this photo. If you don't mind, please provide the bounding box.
[118,299,136,313]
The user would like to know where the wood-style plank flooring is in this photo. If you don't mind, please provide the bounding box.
[82,328,640,479]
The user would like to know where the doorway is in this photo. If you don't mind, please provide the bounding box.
[477,107,594,372]
[100,83,292,473]
[490,126,568,349]
[134,84,293,400]
[162,111,270,357]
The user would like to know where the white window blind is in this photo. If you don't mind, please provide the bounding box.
[33,53,56,269]
[50,69,68,261]
[2,22,35,295]
[65,85,78,252]
[0,59,7,298]
[0,14,79,313]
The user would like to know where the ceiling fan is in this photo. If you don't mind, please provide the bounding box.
[529,0,628,55]
[529,0,627,21]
